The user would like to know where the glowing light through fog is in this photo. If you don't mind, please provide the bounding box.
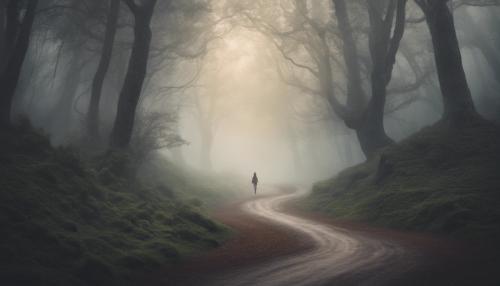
[179,29,303,182]
[172,19,363,183]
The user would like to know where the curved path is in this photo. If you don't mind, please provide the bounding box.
[206,189,414,286]
[160,187,493,286]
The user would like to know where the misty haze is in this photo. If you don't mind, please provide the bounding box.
[1,0,500,286]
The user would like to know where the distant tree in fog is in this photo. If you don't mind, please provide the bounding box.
[87,0,120,139]
[0,0,38,126]
[415,0,482,126]
[131,109,187,164]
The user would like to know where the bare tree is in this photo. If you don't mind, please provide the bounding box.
[336,0,407,157]
[234,0,423,158]
[131,108,187,165]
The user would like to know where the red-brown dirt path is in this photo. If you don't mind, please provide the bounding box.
[136,187,500,286]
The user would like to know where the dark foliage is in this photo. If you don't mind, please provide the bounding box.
[0,122,228,286]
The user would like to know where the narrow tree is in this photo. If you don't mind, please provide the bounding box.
[0,1,8,70]
[87,0,120,139]
[415,0,479,126]
[0,0,39,126]
[110,0,158,149]
[360,0,407,155]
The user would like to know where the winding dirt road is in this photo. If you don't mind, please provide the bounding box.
[159,186,499,286]
[205,189,414,286]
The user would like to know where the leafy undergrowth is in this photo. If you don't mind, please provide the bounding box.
[0,122,230,286]
[304,120,500,242]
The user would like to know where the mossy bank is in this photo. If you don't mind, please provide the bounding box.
[0,123,233,286]
[304,121,500,242]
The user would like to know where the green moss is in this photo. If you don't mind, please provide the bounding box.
[303,121,500,241]
[0,124,231,286]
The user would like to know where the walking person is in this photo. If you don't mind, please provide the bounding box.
[252,172,258,195]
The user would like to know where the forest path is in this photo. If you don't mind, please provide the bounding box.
[204,187,412,286]
[161,186,496,286]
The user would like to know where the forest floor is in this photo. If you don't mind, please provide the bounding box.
[0,122,242,286]
[145,187,500,286]
[2,120,499,285]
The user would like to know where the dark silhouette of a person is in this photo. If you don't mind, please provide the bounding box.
[252,172,258,195]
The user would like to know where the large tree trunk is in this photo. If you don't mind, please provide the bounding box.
[333,0,365,113]
[358,41,395,157]
[0,0,38,126]
[360,0,407,158]
[332,0,405,158]
[417,0,479,126]
[355,123,392,158]
[87,0,120,139]
[357,84,393,157]
[110,1,156,149]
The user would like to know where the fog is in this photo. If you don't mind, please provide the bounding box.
[9,0,500,184]
[173,28,352,183]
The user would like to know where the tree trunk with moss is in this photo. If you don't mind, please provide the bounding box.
[416,0,480,126]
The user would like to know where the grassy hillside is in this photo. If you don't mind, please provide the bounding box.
[304,121,500,241]
[0,123,232,286]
